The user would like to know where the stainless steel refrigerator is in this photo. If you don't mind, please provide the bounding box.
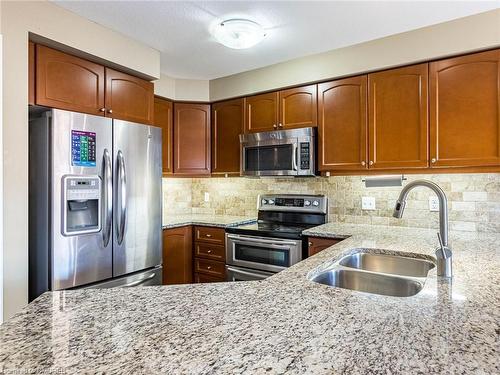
[29,108,162,301]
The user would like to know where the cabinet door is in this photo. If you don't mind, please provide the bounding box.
[162,226,193,285]
[430,49,500,168]
[212,98,244,175]
[368,64,429,169]
[29,42,35,105]
[105,68,154,125]
[244,92,279,133]
[308,237,342,257]
[279,85,318,129]
[318,76,368,171]
[154,97,173,175]
[36,45,105,115]
[173,103,211,175]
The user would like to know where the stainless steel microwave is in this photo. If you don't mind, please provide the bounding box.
[239,127,316,177]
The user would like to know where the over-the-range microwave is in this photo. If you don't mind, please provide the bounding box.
[239,127,316,177]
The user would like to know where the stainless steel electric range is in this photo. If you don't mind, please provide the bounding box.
[225,194,328,281]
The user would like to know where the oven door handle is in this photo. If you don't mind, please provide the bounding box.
[227,234,298,249]
[227,266,270,280]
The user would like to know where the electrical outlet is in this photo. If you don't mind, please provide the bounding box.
[204,192,210,202]
[429,196,439,212]
[362,196,376,210]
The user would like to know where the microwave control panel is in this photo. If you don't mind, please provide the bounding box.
[299,142,310,170]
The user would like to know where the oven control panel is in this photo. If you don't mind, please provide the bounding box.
[258,194,327,214]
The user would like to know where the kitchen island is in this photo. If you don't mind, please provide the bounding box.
[0,224,498,374]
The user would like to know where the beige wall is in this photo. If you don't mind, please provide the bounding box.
[155,74,210,102]
[0,0,160,320]
[210,9,500,101]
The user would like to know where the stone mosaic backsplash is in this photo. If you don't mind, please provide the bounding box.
[163,173,500,233]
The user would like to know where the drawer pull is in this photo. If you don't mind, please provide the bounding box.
[205,234,212,238]
[308,242,313,247]
[207,266,212,270]
[207,250,212,254]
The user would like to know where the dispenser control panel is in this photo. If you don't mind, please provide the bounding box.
[71,130,96,167]
[62,175,101,236]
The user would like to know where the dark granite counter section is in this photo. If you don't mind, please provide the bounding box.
[1,224,499,374]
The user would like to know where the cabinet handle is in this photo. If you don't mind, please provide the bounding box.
[207,266,212,270]
[369,161,374,166]
[207,250,212,254]
[278,123,283,128]
[308,241,313,247]
[273,124,277,129]
[99,108,106,113]
[205,234,212,238]
[107,109,113,114]
[431,158,437,164]
[361,161,366,166]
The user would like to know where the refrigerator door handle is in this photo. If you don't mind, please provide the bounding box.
[102,149,113,247]
[116,150,127,245]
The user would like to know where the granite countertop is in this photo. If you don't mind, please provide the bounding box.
[162,214,256,229]
[1,223,499,374]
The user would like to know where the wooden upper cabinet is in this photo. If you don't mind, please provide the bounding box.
[245,92,279,133]
[318,76,368,171]
[212,98,244,175]
[35,45,105,115]
[279,85,318,129]
[29,42,35,105]
[174,103,211,176]
[154,97,173,175]
[368,64,429,169]
[105,68,154,124]
[162,226,193,285]
[430,49,500,168]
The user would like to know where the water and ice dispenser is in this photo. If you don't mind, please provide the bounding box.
[62,175,101,235]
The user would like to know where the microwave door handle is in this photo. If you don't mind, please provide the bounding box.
[292,143,298,171]
[227,234,298,247]
[102,149,112,247]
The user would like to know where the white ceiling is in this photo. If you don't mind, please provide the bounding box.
[53,1,499,80]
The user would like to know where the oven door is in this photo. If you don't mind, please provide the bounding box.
[226,234,302,273]
[241,138,299,177]
[226,266,274,282]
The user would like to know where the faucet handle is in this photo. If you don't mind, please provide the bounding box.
[436,233,447,258]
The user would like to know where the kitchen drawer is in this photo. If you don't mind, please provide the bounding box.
[195,243,225,261]
[194,257,225,278]
[308,237,343,257]
[194,272,224,283]
[194,226,225,245]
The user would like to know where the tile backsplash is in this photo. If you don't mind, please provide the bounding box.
[163,173,500,233]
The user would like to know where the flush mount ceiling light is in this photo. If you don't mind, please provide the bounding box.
[212,19,266,49]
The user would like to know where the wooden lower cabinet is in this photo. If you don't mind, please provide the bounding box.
[194,226,226,283]
[307,237,343,257]
[162,226,193,285]
[194,273,224,283]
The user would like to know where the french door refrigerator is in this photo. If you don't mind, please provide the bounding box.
[29,109,162,301]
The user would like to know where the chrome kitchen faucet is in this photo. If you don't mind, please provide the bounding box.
[393,180,453,278]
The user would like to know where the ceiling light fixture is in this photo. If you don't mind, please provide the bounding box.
[212,19,266,49]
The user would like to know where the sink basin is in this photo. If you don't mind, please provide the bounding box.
[310,269,423,297]
[338,252,435,278]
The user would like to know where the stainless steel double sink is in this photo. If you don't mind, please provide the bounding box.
[307,249,435,297]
